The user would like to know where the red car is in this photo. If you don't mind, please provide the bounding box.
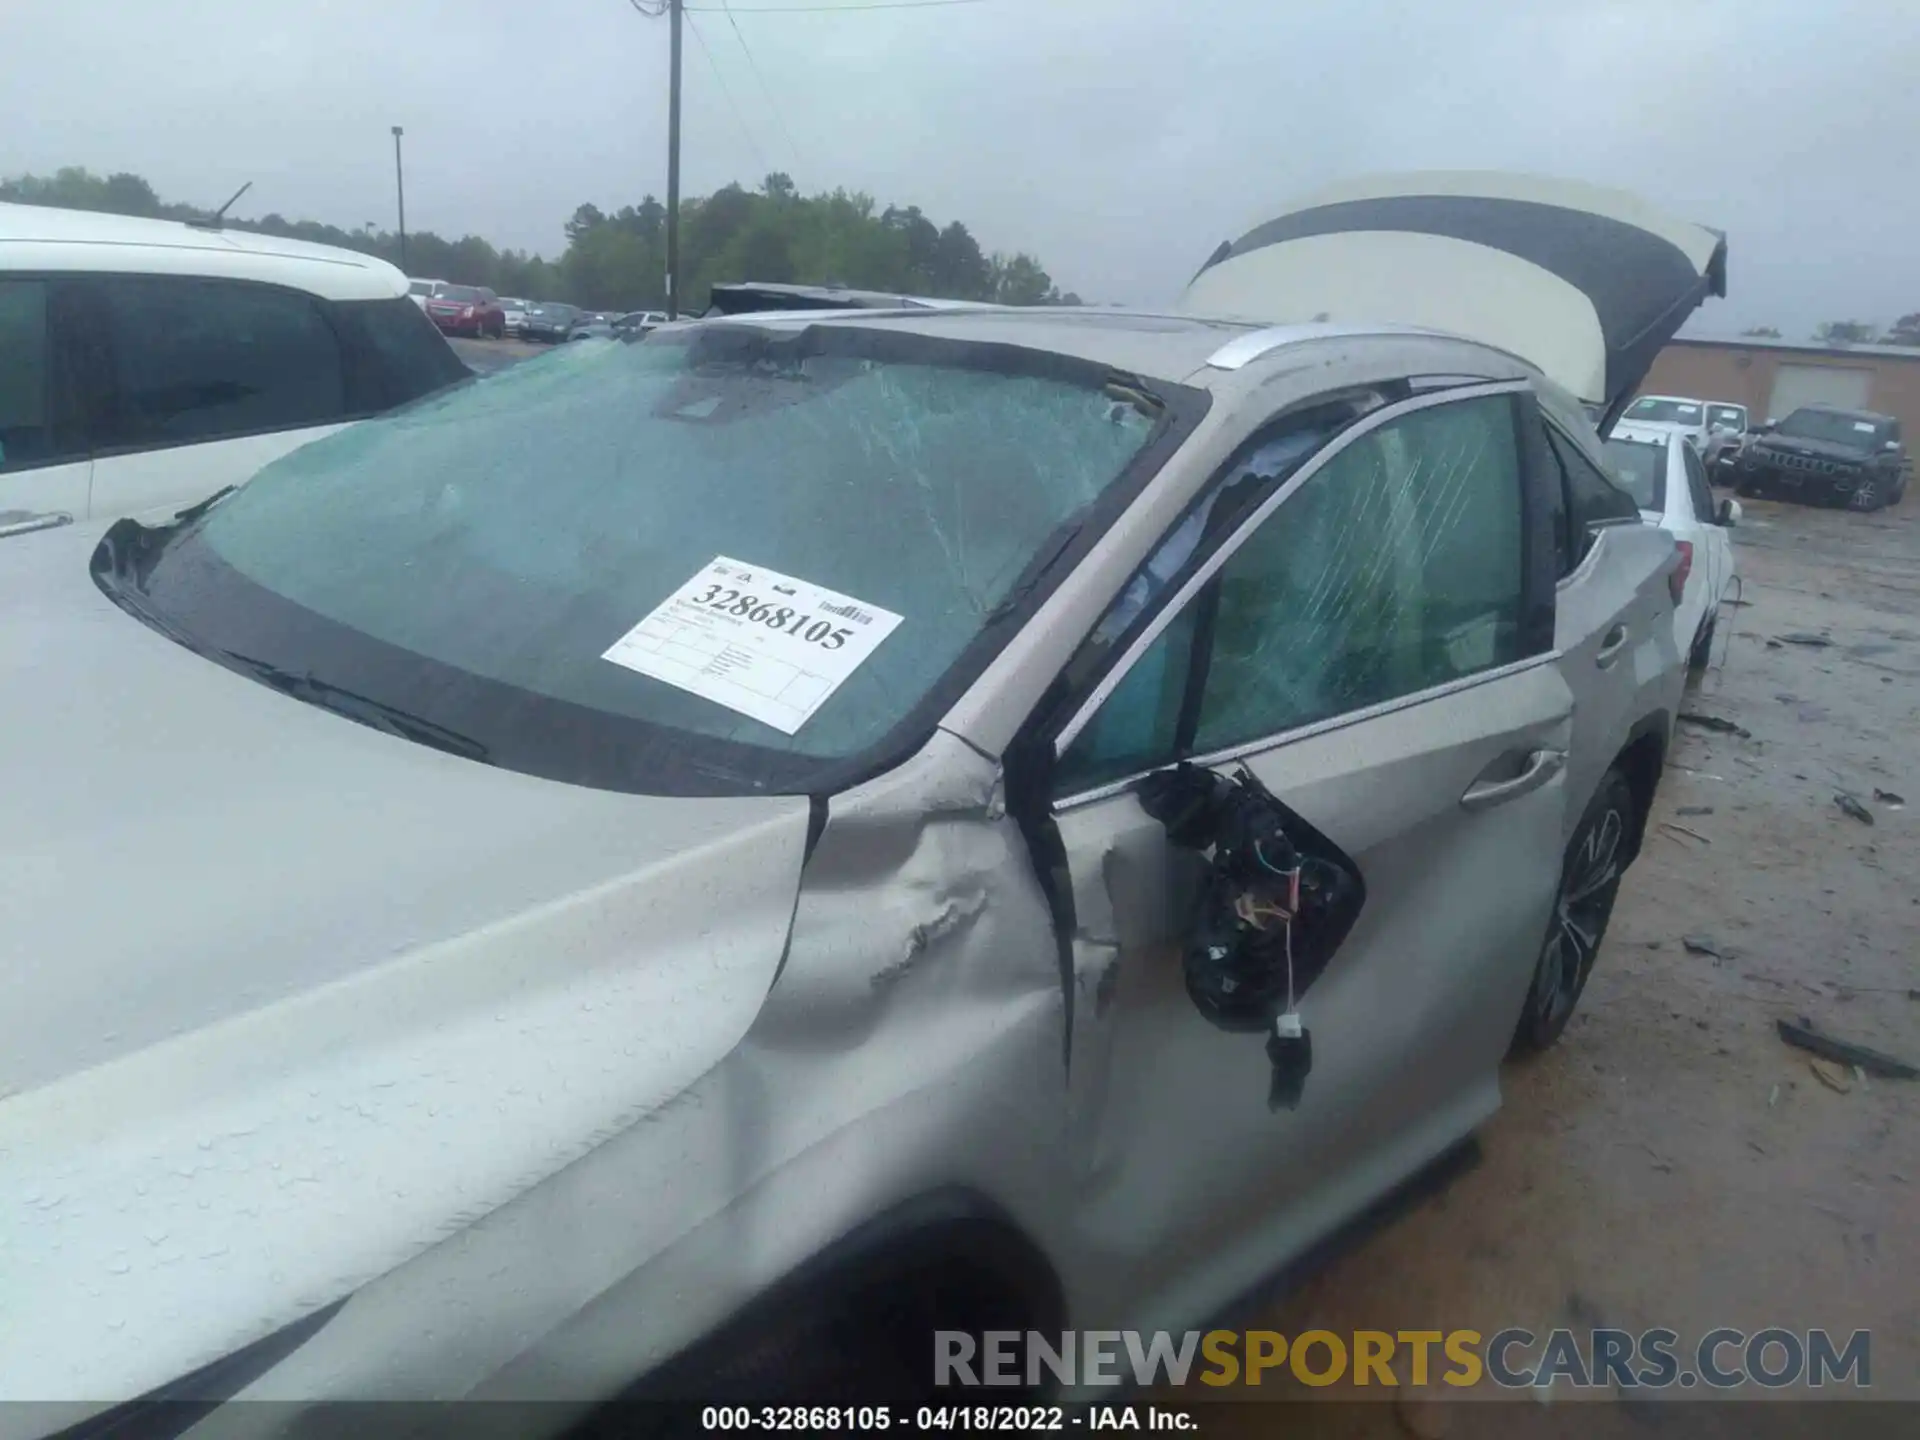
[423,284,506,339]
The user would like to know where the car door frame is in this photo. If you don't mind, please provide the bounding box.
[999,376,1574,1326]
[1676,437,1725,612]
[0,273,94,531]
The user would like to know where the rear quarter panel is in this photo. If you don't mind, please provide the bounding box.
[1555,521,1683,838]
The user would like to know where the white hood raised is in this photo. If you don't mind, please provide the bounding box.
[1180,171,1729,428]
[0,523,813,1403]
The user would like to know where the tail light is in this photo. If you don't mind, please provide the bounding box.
[1669,540,1693,605]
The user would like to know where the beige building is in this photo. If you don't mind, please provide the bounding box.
[1642,337,1920,434]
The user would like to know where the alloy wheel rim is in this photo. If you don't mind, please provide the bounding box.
[1534,805,1625,1027]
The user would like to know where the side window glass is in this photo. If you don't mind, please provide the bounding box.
[1192,394,1525,754]
[1546,424,1637,573]
[94,277,346,450]
[1051,400,1371,796]
[0,280,53,473]
[1054,607,1203,794]
[333,297,470,413]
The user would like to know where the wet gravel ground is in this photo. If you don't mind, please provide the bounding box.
[448,335,548,374]
[1226,494,1920,1423]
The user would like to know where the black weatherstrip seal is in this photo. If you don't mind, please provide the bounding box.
[89,325,1212,802]
[1196,195,1728,421]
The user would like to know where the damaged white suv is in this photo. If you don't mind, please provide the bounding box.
[0,175,1723,1433]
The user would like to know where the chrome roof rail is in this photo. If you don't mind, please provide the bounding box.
[1202,320,1463,372]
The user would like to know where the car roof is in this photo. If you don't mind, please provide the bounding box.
[1790,403,1895,423]
[707,281,977,312]
[1632,394,1703,405]
[1607,423,1675,446]
[689,305,1544,396]
[0,201,408,302]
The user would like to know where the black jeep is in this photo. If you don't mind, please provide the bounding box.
[1736,405,1908,511]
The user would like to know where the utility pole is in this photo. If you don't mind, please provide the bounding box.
[391,126,408,272]
[665,0,683,318]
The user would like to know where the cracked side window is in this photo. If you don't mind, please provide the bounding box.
[1052,412,1354,795]
[1191,393,1525,754]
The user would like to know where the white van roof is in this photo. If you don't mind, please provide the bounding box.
[0,202,409,303]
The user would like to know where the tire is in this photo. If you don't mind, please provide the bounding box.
[1846,477,1884,512]
[1509,768,1635,1057]
[1688,617,1716,675]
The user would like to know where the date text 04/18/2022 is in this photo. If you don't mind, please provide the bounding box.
[699,1405,1196,1432]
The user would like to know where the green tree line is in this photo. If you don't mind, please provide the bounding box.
[1,165,1080,311]
[1742,318,1920,346]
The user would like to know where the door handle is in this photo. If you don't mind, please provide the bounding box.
[0,511,74,541]
[1461,749,1566,812]
[1595,624,1629,669]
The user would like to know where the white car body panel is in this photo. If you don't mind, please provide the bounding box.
[1,204,409,303]
[0,522,813,1406]
[1612,422,1736,656]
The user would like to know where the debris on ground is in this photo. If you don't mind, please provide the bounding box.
[1768,1084,1781,1108]
[1679,711,1752,738]
[1676,805,1715,816]
[1776,1017,1919,1080]
[1659,822,1711,846]
[1776,632,1834,647]
[1766,639,1784,648]
[1809,1059,1853,1094]
[1834,792,1875,825]
[1873,788,1906,806]
[1682,934,1723,958]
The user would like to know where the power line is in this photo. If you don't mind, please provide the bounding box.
[685,1,989,13]
[684,10,772,177]
[720,0,806,174]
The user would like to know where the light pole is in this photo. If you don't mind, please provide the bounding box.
[391,126,408,272]
[666,0,682,318]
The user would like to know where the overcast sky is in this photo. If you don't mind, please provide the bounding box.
[3,0,1915,337]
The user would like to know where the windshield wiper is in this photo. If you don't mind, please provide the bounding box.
[219,652,491,763]
[173,485,238,524]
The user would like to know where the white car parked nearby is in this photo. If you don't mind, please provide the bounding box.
[1604,421,1739,669]
[406,276,451,310]
[1619,394,1711,451]
[0,205,469,532]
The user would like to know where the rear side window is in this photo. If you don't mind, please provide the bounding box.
[0,279,89,474]
[0,280,53,473]
[333,298,470,413]
[91,276,346,450]
[1545,423,1638,574]
[1600,437,1665,512]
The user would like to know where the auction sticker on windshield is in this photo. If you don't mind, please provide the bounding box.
[602,557,903,734]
